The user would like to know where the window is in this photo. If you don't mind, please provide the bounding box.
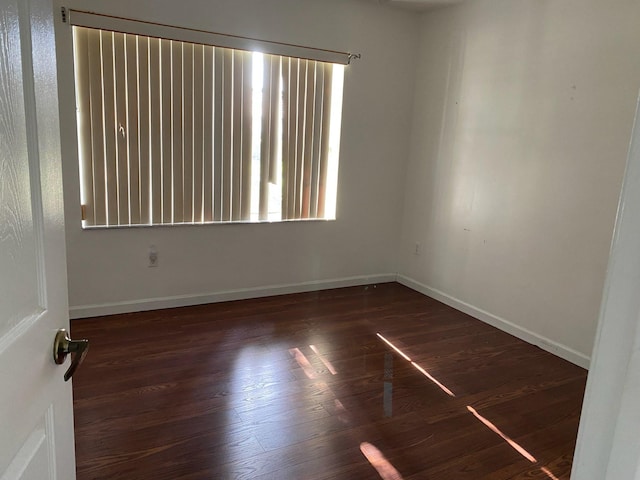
[70,12,349,227]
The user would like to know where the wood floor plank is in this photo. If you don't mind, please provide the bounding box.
[71,283,587,479]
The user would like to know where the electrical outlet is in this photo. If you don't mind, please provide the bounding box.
[414,242,421,256]
[148,245,158,267]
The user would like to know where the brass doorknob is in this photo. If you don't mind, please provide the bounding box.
[53,329,89,381]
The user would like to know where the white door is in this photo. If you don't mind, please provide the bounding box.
[0,0,77,478]
[571,96,640,479]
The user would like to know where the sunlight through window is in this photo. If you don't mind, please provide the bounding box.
[324,65,344,219]
[73,24,346,227]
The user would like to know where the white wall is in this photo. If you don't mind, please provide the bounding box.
[398,0,640,363]
[55,0,419,315]
[56,0,640,368]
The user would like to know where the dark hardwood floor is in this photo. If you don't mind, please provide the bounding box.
[71,282,587,480]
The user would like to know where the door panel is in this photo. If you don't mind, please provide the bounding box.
[1,408,55,480]
[0,0,42,340]
[0,0,76,478]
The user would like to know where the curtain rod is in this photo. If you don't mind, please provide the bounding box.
[66,9,361,65]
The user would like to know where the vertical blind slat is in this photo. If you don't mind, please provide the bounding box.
[259,55,272,221]
[100,31,118,226]
[268,56,280,185]
[241,51,253,221]
[193,44,204,223]
[137,36,151,225]
[125,34,141,225]
[301,61,316,219]
[221,49,233,221]
[231,51,243,221]
[286,58,299,220]
[202,46,214,223]
[213,48,224,221]
[73,28,95,226]
[160,39,173,223]
[86,28,106,226]
[280,57,291,219]
[183,43,194,223]
[149,38,162,224]
[171,41,184,223]
[113,32,129,224]
[294,59,307,220]
[310,64,324,218]
[317,63,333,219]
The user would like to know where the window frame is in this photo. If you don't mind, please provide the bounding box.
[69,11,351,228]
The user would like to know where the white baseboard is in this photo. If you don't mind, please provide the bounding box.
[397,274,591,369]
[70,272,591,369]
[69,274,397,319]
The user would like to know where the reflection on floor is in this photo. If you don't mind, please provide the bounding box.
[71,282,587,479]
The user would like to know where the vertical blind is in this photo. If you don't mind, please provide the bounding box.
[73,26,339,227]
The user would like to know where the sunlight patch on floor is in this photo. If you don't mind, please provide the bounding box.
[360,442,404,480]
[377,332,456,397]
[288,347,317,379]
[541,466,560,479]
[309,344,338,375]
[466,406,537,463]
[411,361,456,397]
[376,333,411,362]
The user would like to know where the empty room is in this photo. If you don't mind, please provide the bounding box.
[2,0,640,479]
